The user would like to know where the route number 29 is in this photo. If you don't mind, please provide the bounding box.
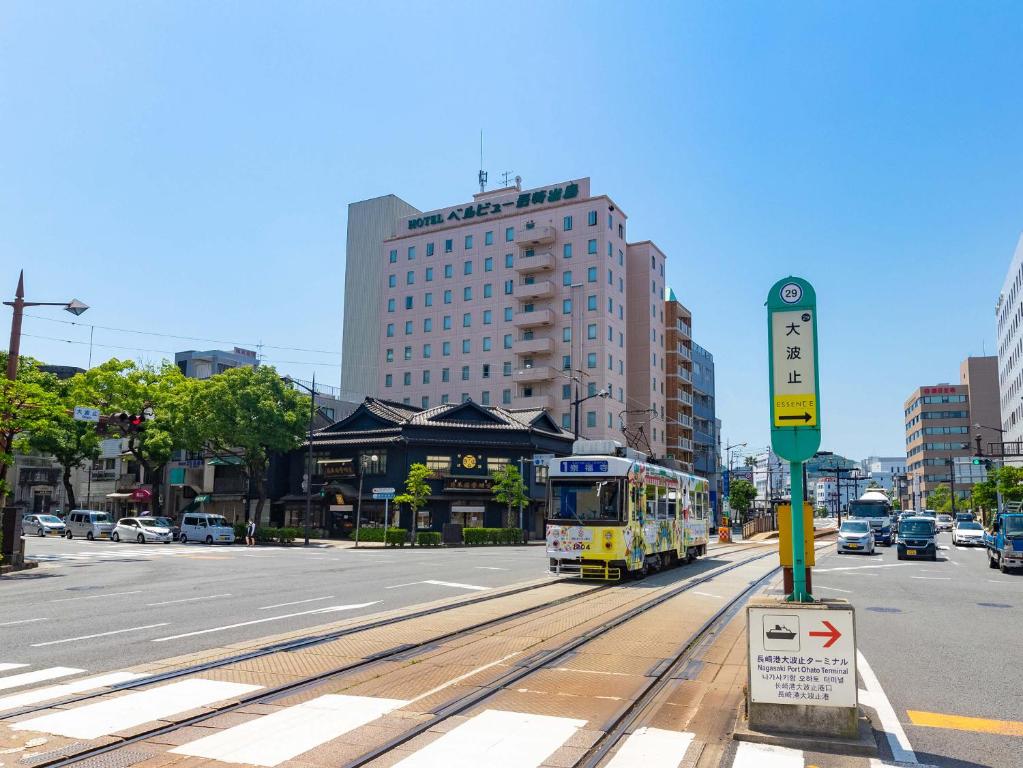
[780,283,803,304]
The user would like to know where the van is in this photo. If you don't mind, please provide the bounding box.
[179,513,235,545]
[896,515,937,561]
[65,510,115,541]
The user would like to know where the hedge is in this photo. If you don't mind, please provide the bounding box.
[355,527,404,543]
[463,527,523,545]
[416,531,442,547]
[232,524,299,544]
[385,528,408,547]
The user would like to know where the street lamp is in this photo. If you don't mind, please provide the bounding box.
[354,453,378,548]
[974,423,1006,519]
[573,388,610,438]
[282,374,324,546]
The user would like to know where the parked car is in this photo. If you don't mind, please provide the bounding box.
[952,520,985,546]
[179,513,235,545]
[64,510,115,541]
[148,516,180,540]
[936,514,954,532]
[21,514,66,537]
[111,517,173,544]
[837,520,875,554]
[897,516,937,560]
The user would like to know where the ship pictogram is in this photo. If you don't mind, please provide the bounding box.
[765,624,796,640]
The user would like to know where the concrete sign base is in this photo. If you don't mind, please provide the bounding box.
[746,597,858,739]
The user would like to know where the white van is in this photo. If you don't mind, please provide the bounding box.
[179,513,235,545]
[65,510,115,541]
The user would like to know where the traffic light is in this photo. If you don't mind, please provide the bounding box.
[129,414,145,432]
[111,412,132,432]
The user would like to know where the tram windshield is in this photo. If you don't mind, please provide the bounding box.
[549,479,623,523]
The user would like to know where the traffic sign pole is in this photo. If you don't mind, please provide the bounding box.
[788,460,809,601]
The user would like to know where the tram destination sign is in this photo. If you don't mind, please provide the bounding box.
[559,460,608,473]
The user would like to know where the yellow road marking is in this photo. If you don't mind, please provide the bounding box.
[907,710,1023,736]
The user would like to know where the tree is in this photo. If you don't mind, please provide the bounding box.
[182,366,306,523]
[892,498,902,511]
[394,463,434,530]
[491,463,529,529]
[728,478,757,521]
[926,483,953,514]
[0,354,57,505]
[867,480,880,489]
[970,466,1023,525]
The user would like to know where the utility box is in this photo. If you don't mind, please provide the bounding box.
[1,507,26,569]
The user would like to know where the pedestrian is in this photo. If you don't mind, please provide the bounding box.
[245,517,256,547]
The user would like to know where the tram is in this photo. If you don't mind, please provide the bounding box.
[545,441,710,579]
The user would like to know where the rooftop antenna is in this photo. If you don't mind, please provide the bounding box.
[478,130,487,193]
[500,171,515,187]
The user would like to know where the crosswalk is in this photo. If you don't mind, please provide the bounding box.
[29,545,291,565]
[1,660,876,768]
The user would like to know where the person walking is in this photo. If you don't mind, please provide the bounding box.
[245,517,256,547]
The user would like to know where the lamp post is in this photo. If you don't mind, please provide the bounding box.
[975,423,1006,519]
[354,453,378,548]
[518,455,526,534]
[572,388,610,439]
[282,374,322,546]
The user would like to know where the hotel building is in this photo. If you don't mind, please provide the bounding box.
[341,178,671,454]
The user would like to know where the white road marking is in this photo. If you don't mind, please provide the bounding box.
[815,585,852,593]
[151,602,379,642]
[13,679,261,740]
[391,708,586,767]
[910,576,950,581]
[385,579,490,592]
[170,694,407,766]
[48,590,143,603]
[692,591,723,598]
[31,623,169,647]
[0,664,29,673]
[731,741,802,767]
[857,650,917,764]
[258,595,335,610]
[815,564,906,573]
[606,726,694,767]
[409,653,521,704]
[0,667,84,691]
[474,566,508,570]
[0,619,47,627]
[0,672,143,714]
[146,593,232,607]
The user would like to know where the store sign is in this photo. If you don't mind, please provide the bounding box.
[445,477,494,492]
[407,182,580,231]
[323,460,355,478]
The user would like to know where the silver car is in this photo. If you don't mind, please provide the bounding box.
[111,517,173,544]
[22,514,66,537]
[837,520,875,554]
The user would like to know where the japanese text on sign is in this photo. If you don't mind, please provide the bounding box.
[560,460,609,473]
[772,309,817,427]
[407,183,580,230]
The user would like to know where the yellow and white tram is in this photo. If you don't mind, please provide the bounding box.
[545,449,710,580]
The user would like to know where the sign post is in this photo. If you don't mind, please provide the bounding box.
[768,277,821,603]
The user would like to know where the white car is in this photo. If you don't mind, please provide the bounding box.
[952,520,985,546]
[111,517,173,544]
[837,520,875,554]
[22,514,66,537]
[936,514,954,532]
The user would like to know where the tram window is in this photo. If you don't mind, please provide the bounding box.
[549,479,622,522]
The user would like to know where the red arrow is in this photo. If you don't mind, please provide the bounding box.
[809,620,841,648]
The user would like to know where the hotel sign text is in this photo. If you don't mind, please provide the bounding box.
[407,183,580,231]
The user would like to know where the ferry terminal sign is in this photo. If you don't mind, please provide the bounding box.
[408,182,580,231]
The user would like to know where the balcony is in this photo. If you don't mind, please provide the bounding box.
[512,337,554,355]
[513,280,555,300]
[677,367,693,383]
[514,251,555,274]
[512,309,554,328]
[678,438,693,451]
[515,394,553,410]
[678,322,692,338]
[516,224,556,247]
[677,415,693,429]
[677,344,692,361]
[516,365,557,384]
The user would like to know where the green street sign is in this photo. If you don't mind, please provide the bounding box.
[768,277,821,463]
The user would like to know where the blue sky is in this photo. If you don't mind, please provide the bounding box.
[2,2,1021,460]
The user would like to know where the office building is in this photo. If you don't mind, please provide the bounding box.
[859,456,907,492]
[342,177,672,451]
[664,292,694,468]
[174,347,258,379]
[996,234,1023,444]
[961,356,1002,453]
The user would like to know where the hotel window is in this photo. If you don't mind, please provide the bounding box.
[525,248,534,257]
[404,321,413,335]
[562,355,572,369]
[505,253,514,268]
[563,270,573,286]
[587,323,597,340]
[587,411,597,428]
[504,307,513,321]
[443,316,452,330]
[464,260,473,275]
[563,215,573,231]
[504,279,514,295]
[422,395,430,408]
[618,249,623,266]
[425,455,450,471]
[465,235,473,249]
[619,305,623,320]
[588,239,597,254]
[444,289,452,304]
[587,295,597,311]
[522,386,533,397]
[563,298,572,314]
[462,339,471,353]
[426,242,434,257]
[505,226,514,242]
[406,270,414,285]
[387,298,395,312]
[588,210,597,226]
[608,212,612,230]
[481,391,491,405]
[483,283,493,298]
[485,231,494,246]
[461,365,470,381]
[618,277,623,292]
[502,388,512,405]
[503,361,512,375]
[425,267,433,281]
[423,370,431,384]
[442,367,450,382]
[562,384,571,400]
[389,249,397,263]
[408,246,416,260]
[608,298,614,313]
[587,352,597,369]
[608,326,613,341]
[388,274,396,288]
[587,382,597,396]
[483,309,492,324]
[482,337,492,352]
[482,362,491,377]
[385,374,392,387]
[587,266,597,283]
[619,223,624,239]
[562,413,571,429]
[484,256,493,272]
[385,348,394,362]
[464,286,472,301]
[610,269,615,286]
[563,327,572,342]
[444,264,453,278]
[461,393,470,403]
[386,323,394,337]
[403,372,411,386]
[441,394,450,404]
[463,313,472,327]
[563,243,572,259]
[504,334,513,349]
[405,296,413,310]
[423,343,432,358]
[404,346,412,360]
[444,239,453,253]
[425,292,433,307]
[608,242,612,257]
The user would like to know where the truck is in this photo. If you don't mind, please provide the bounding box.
[985,502,1023,573]
[847,488,894,546]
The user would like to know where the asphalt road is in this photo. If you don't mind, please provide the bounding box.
[814,529,1022,768]
[2,536,549,673]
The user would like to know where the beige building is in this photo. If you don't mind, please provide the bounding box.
[664,293,694,468]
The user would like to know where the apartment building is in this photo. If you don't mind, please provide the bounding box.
[664,293,694,468]
[995,234,1023,443]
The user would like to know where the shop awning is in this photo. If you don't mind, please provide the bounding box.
[194,494,212,503]
[106,492,132,499]
[207,456,244,466]
[130,488,153,501]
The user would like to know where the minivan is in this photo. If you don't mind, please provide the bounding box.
[897,516,937,560]
[179,513,235,545]
[65,510,115,541]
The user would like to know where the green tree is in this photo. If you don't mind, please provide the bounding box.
[926,483,953,514]
[491,463,529,529]
[394,463,434,529]
[0,354,58,505]
[892,498,902,511]
[182,366,306,523]
[728,478,757,520]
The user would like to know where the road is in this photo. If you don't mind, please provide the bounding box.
[2,536,548,673]
[814,528,1022,768]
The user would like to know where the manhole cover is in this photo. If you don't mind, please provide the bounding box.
[977,602,1012,609]
[865,606,902,613]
